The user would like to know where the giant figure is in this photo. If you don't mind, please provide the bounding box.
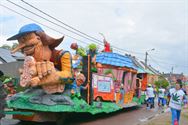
[7,23,73,94]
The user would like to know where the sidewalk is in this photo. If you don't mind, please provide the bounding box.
[139,108,188,125]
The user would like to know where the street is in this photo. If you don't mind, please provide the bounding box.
[1,105,160,125]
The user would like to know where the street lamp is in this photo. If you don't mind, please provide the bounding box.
[145,48,155,69]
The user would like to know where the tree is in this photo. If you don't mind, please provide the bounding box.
[0,43,19,51]
[154,76,169,89]
[11,43,18,50]
[0,44,11,50]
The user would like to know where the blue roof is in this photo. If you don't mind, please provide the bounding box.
[96,52,137,69]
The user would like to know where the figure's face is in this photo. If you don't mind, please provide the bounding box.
[76,79,84,86]
[14,32,52,61]
[18,33,42,56]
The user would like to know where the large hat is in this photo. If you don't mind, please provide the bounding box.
[35,31,64,50]
[7,23,44,41]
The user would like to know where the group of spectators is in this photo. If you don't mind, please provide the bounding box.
[145,79,187,125]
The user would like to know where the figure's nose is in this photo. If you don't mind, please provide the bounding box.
[11,43,26,54]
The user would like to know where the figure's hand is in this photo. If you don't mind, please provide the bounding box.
[72,54,79,60]
[29,61,59,87]
[35,61,54,79]
[71,89,75,94]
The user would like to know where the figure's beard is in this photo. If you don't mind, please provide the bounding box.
[22,42,52,62]
[22,42,42,58]
[22,45,35,56]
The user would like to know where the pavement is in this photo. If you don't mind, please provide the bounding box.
[139,107,188,125]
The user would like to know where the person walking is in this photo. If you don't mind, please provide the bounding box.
[169,79,185,125]
[146,84,155,109]
[158,86,166,108]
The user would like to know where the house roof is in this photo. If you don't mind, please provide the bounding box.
[129,56,153,74]
[136,67,146,73]
[129,56,146,73]
[0,48,24,63]
[140,61,160,75]
[147,65,160,75]
[96,52,137,69]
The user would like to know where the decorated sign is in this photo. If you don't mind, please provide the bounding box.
[92,73,115,101]
[97,80,111,92]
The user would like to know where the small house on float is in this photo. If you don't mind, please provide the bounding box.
[93,52,138,106]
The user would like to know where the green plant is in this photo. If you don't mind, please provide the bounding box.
[88,43,97,51]
[0,75,11,82]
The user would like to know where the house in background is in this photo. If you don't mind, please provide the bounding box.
[0,48,24,77]
[163,73,188,84]
[140,61,159,87]
[130,55,160,91]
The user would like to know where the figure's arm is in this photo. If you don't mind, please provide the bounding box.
[80,84,88,90]
[56,52,73,83]
[77,47,86,57]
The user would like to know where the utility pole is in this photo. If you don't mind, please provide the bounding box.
[144,48,155,69]
[170,66,174,85]
[171,67,174,74]
[145,52,148,69]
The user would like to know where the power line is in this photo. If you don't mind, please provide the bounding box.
[0,3,124,54]
[148,55,171,71]
[21,0,145,55]
[5,0,116,52]
[20,0,104,45]
[147,55,188,74]
[148,55,188,68]
[8,0,145,55]
[6,0,104,46]
[0,4,89,45]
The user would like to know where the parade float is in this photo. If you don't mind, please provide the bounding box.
[4,23,143,124]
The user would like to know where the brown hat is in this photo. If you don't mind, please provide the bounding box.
[36,31,64,50]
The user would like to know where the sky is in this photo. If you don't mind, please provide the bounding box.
[0,0,188,75]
